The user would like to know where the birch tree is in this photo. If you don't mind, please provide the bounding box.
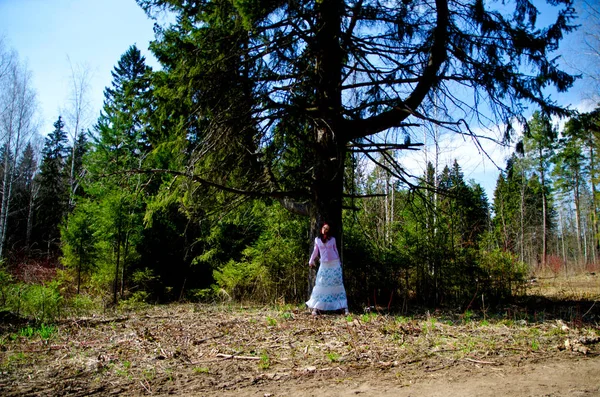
[0,50,37,258]
[64,59,92,210]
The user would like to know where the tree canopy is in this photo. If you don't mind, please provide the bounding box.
[136,0,577,244]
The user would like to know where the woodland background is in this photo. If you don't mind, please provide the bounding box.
[1,0,599,323]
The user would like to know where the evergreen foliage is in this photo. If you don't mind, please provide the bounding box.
[136,0,577,249]
[4,1,600,314]
[34,116,70,257]
[61,201,98,294]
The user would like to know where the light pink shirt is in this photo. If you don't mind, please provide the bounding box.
[309,236,340,265]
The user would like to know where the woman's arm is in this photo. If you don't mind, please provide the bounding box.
[332,237,340,259]
[309,238,319,266]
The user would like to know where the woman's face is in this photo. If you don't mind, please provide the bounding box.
[321,224,330,235]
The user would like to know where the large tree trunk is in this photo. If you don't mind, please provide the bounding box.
[304,0,448,297]
[310,129,345,240]
[306,125,346,296]
[306,0,345,297]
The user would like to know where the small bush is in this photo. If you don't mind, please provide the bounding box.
[478,249,528,302]
[19,282,63,323]
[118,291,150,311]
[0,267,13,307]
[67,294,100,316]
[188,288,216,302]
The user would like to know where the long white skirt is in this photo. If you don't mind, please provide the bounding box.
[306,259,348,311]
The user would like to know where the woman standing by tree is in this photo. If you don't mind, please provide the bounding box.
[307,223,349,316]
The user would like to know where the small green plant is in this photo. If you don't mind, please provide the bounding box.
[37,323,56,340]
[326,351,340,362]
[259,352,270,370]
[143,367,156,380]
[277,303,294,313]
[164,367,175,382]
[266,316,277,327]
[361,312,377,323]
[3,352,27,369]
[395,316,410,324]
[422,317,437,334]
[531,339,540,351]
[280,311,293,320]
[529,328,541,337]
[18,323,56,340]
[20,283,63,323]
[118,291,150,311]
[461,338,477,354]
[463,310,474,323]
[115,360,132,377]
[19,325,35,338]
[345,314,353,322]
[429,317,437,328]
[193,366,210,374]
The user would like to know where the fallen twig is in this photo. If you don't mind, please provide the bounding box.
[140,380,152,394]
[194,334,224,344]
[68,316,129,326]
[463,358,499,365]
[216,353,261,360]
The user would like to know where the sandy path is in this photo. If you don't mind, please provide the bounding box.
[212,356,600,397]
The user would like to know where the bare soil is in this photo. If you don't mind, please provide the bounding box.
[1,276,599,396]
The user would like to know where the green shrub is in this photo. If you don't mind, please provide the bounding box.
[118,291,150,311]
[67,294,100,316]
[19,323,56,340]
[213,258,267,301]
[188,288,217,302]
[0,267,13,307]
[478,249,528,301]
[19,282,63,323]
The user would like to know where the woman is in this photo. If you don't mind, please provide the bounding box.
[306,223,349,316]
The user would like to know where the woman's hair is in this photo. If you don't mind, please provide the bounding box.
[320,223,331,241]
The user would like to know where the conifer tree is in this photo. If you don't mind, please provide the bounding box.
[553,121,588,265]
[523,111,558,269]
[71,46,152,303]
[136,0,577,253]
[34,116,70,258]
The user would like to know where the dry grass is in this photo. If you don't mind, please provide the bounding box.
[528,272,600,301]
[0,274,598,396]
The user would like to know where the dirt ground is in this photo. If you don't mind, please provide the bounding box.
[218,356,600,397]
[1,276,599,396]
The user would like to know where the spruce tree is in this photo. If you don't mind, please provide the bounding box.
[523,111,558,269]
[34,116,70,258]
[136,0,577,249]
[69,46,153,303]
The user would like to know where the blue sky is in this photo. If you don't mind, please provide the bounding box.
[0,0,159,134]
[0,0,597,199]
